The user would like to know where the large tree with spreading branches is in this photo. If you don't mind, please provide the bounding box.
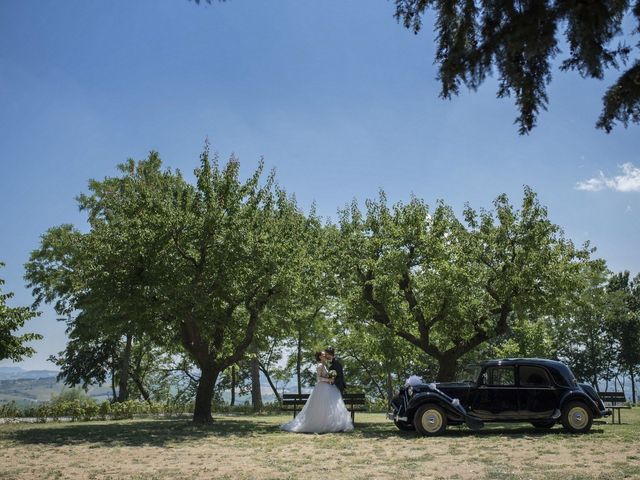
[335,187,604,380]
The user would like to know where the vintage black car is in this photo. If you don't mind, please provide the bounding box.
[389,359,609,435]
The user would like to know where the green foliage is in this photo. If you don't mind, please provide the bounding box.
[550,268,640,390]
[607,271,640,379]
[27,145,307,423]
[331,317,437,402]
[394,0,639,133]
[0,262,41,361]
[491,318,556,359]
[0,398,194,421]
[0,401,21,418]
[335,187,601,380]
[22,140,637,408]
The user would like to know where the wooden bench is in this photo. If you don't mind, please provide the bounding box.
[599,391,631,424]
[282,392,366,422]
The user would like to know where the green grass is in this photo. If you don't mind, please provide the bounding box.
[0,410,639,479]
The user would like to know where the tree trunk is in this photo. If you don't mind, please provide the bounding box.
[131,372,151,405]
[631,369,636,405]
[296,328,302,396]
[230,365,236,407]
[110,366,117,401]
[117,334,132,402]
[347,351,386,401]
[386,371,394,407]
[250,342,263,411]
[436,355,458,382]
[260,366,282,403]
[193,366,219,424]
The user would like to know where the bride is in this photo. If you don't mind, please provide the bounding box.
[281,351,354,433]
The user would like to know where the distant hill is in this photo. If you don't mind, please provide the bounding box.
[0,367,283,406]
[0,367,59,381]
[0,369,112,406]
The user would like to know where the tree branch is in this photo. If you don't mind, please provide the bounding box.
[362,270,437,354]
[171,229,199,270]
[398,271,430,345]
[219,289,274,369]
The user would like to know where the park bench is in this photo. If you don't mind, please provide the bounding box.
[282,392,367,422]
[599,391,631,424]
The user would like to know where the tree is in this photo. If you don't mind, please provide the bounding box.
[280,212,336,396]
[0,262,41,361]
[607,271,640,402]
[27,147,308,423]
[394,0,640,133]
[552,270,615,389]
[48,329,162,403]
[27,146,305,423]
[332,315,436,404]
[114,147,303,423]
[25,167,165,403]
[625,272,640,403]
[335,187,599,381]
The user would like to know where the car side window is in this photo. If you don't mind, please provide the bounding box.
[519,366,551,387]
[549,369,570,387]
[486,367,515,386]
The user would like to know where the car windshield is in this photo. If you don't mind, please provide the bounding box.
[457,364,481,383]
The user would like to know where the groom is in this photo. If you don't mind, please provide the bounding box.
[325,346,345,396]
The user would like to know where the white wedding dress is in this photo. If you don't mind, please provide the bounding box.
[281,363,354,433]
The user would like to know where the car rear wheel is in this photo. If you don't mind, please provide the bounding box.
[561,401,593,434]
[414,404,447,436]
[531,420,555,429]
[394,419,415,431]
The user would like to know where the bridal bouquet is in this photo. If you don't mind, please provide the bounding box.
[328,369,338,379]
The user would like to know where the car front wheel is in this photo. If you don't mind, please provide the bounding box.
[561,401,593,434]
[414,404,447,436]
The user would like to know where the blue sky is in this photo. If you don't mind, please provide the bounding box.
[1,0,638,370]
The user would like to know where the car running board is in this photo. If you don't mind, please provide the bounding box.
[464,415,484,430]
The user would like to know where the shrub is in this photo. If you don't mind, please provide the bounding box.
[0,396,195,422]
[0,401,22,418]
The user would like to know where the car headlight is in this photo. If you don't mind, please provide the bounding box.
[407,386,414,397]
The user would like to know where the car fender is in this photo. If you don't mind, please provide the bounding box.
[578,383,607,411]
[407,390,484,430]
[559,390,602,416]
[407,392,465,421]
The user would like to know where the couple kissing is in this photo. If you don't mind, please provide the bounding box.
[281,346,354,433]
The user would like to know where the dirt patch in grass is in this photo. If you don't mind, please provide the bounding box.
[1,412,639,479]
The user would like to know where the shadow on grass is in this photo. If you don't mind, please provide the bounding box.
[3,417,607,447]
[3,417,284,447]
[354,421,607,439]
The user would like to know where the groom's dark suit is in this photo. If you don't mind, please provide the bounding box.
[330,357,346,396]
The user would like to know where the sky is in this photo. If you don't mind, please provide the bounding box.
[0,0,638,371]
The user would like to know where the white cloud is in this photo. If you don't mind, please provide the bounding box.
[576,163,640,192]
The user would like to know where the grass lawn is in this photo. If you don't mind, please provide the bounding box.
[1,409,639,480]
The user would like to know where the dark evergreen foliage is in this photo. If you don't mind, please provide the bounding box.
[395,0,639,133]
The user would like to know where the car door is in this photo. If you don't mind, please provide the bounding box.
[470,366,519,420]
[517,365,557,419]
